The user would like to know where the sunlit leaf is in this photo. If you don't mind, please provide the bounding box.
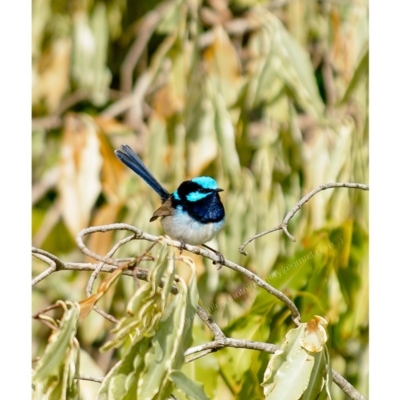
[58,113,102,236]
[204,26,242,106]
[71,4,111,106]
[170,370,210,400]
[262,319,328,400]
[32,301,80,400]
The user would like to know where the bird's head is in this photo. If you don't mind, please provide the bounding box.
[173,176,224,202]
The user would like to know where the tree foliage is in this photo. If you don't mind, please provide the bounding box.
[32,0,369,398]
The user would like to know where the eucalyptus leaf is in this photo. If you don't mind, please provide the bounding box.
[32,302,80,400]
[170,370,210,400]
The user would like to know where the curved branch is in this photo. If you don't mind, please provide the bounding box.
[239,182,369,254]
[76,224,301,324]
[32,253,57,286]
[85,234,137,297]
[31,248,178,295]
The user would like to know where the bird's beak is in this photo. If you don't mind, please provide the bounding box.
[215,188,224,192]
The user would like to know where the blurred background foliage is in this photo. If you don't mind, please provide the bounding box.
[32,0,368,398]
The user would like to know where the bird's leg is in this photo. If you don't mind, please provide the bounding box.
[178,238,186,254]
[202,244,225,268]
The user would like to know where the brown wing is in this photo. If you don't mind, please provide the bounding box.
[150,197,174,221]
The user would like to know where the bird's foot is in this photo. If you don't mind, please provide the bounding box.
[178,238,186,254]
[202,244,225,269]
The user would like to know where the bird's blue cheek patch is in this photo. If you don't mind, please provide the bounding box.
[186,191,211,202]
[191,176,218,190]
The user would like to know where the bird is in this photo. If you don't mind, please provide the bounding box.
[115,144,226,264]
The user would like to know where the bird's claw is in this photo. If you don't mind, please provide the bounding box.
[178,238,186,254]
[212,251,225,269]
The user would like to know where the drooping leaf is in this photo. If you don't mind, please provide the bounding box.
[262,317,328,400]
[32,301,80,400]
[170,370,210,400]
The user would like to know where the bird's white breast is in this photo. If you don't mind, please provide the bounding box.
[160,213,225,245]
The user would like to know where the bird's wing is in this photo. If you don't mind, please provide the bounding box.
[150,197,174,221]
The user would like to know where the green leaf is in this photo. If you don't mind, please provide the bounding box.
[137,258,197,399]
[71,4,111,106]
[264,349,314,400]
[101,243,171,351]
[170,370,210,400]
[156,0,186,35]
[302,350,326,400]
[213,92,242,184]
[339,48,368,105]
[246,11,324,118]
[99,244,201,400]
[261,317,328,400]
[32,301,80,400]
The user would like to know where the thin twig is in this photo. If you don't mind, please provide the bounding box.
[239,182,369,254]
[32,253,57,286]
[92,306,119,324]
[32,303,62,321]
[76,374,104,383]
[196,305,225,341]
[187,306,279,361]
[85,234,137,297]
[185,338,279,360]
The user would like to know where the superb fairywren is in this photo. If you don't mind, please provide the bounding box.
[115,145,226,263]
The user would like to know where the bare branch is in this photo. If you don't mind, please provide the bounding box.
[185,338,279,361]
[187,306,279,361]
[32,248,178,294]
[332,370,366,400]
[85,234,137,297]
[92,306,119,324]
[239,182,369,254]
[76,223,301,324]
[32,303,63,324]
[196,305,225,342]
[32,253,57,286]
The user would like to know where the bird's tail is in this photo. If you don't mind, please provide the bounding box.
[115,145,170,201]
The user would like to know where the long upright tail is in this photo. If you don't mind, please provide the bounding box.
[115,145,170,201]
